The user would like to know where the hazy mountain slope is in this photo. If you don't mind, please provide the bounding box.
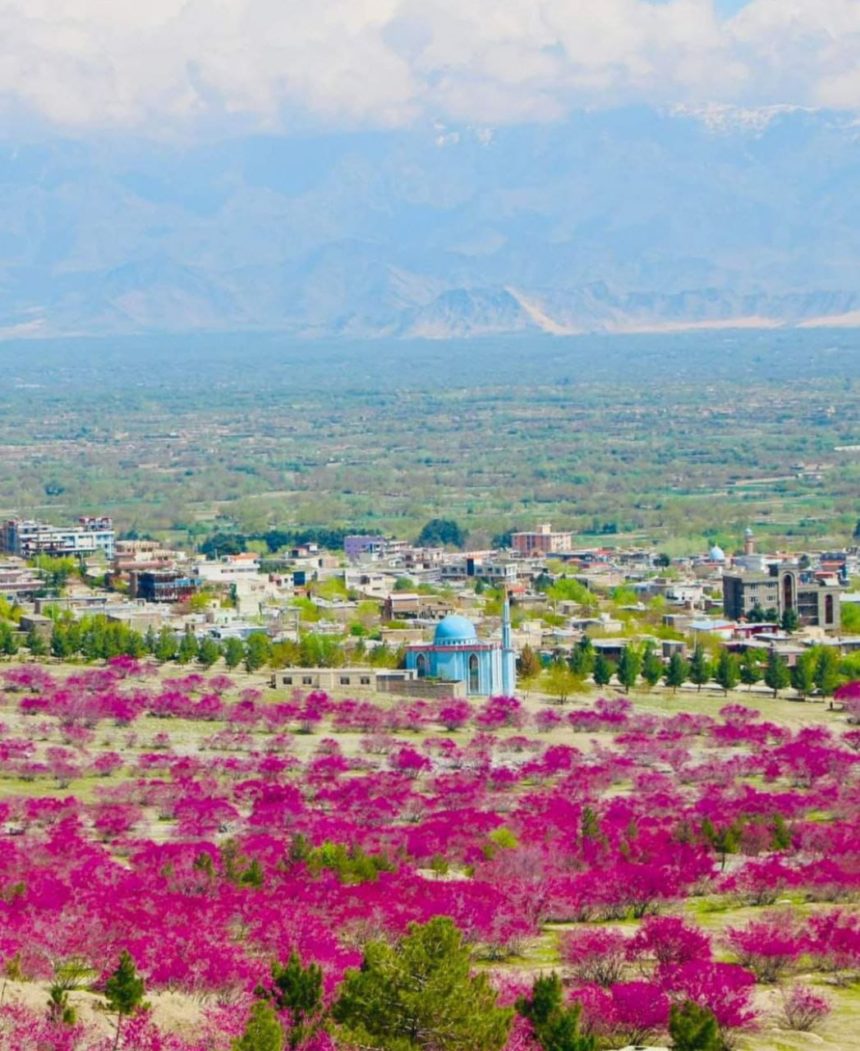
[0,108,858,338]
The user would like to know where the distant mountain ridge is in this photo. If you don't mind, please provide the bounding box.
[0,106,858,339]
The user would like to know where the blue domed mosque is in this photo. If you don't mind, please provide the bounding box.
[404,599,516,696]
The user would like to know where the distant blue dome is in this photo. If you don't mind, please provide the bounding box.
[434,615,478,646]
[709,545,726,562]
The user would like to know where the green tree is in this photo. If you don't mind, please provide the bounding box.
[714,649,739,695]
[26,627,47,657]
[104,951,145,1050]
[176,631,199,664]
[245,632,272,672]
[764,649,790,698]
[664,651,689,693]
[544,660,580,704]
[258,952,324,1049]
[668,1000,721,1051]
[780,609,800,634]
[516,973,595,1051]
[197,637,222,668]
[233,1001,284,1051]
[416,519,467,549]
[0,621,19,657]
[688,644,711,693]
[616,646,642,694]
[641,642,664,689]
[224,636,246,669]
[332,916,512,1051]
[791,650,816,698]
[592,652,613,688]
[568,636,595,679]
[739,649,761,690]
[813,646,840,697]
[154,627,178,662]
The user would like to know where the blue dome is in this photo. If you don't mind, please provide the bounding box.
[709,545,726,561]
[433,615,478,645]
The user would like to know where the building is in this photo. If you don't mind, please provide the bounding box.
[511,523,572,556]
[133,570,201,604]
[344,535,387,561]
[439,557,518,586]
[0,561,43,597]
[723,567,842,631]
[404,601,516,696]
[1,517,115,561]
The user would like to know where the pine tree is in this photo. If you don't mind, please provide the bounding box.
[569,637,595,679]
[688,644,711,693]
[258,952,323,1049]
[177,631,199,664]
[197,637,222,668]
[224,636,245,669]
[245,632,272,673]
[668,1000,721,1051]
[714,649,739,695]
[592,652,613,688]
[332,917,512,1051]
[616,646,641,694]
[640,642,663,689]
[26,627,47,657]
[0,621,18,657]
[104,951,145,1050]
[664,651,689,693]
[764,649,790,698]
[516,973,595,1051]
[233,1001,284,1051]
[791,651,816,698]
[813,646,840,698]
[739,649,761,690]
[154,627,178,662]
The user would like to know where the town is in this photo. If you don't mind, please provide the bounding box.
[1,514,857,702]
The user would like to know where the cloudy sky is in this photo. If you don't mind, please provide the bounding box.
[0,0,858,136]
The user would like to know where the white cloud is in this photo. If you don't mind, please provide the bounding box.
[0,0,857,134]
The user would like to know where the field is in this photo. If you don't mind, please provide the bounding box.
[0,658,857,1049]
[1,329,859,550]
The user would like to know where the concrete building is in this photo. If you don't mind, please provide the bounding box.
[511,523,572,556]
[404,601,516,696]
[723,566,842,631]
[2,517,115,561]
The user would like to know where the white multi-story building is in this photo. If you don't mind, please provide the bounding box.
[1,517,115,561]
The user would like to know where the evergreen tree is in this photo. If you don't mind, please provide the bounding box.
[688,644,711,693]
[739,649,761,690]
[177,631,199,664]
[258,952,324,1049]
[245,632,273,672]
[668,1000,721,1051]
[197,637,222,668]
[592,652,613,688]
[568,636,595,679]
[664,651,690,693]
[764,649,790,697]
[791,650,816,698]
[516,973,595,1051]
[104,951,145,1050]
[616,646,642,694]
[224,636,246,669]
[814,646,840,697]
[154,627,178,662]
[714,649,739,695]
[780,609,800,634]
[143,625,157,654]
[640,642,663,689]
[332,917,512,1051]
[26,627,47,657]
[0,621,18,657]
[233,1001,284,1051]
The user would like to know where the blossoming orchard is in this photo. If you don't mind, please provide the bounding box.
[0,658,858,1050]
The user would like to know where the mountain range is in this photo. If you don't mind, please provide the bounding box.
[1,106,859,339]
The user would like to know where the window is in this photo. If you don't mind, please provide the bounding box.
[340,676,351,685]
[416,655,427,679]
[825,594,834,625]
[360,677,371,685]
[302,676,313,685]
[283,676,293,685]
[469,654,480,693]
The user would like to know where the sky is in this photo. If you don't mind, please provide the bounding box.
[0,0,858,138]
